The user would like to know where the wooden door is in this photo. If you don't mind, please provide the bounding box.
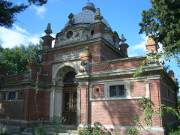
[62,85,77,125]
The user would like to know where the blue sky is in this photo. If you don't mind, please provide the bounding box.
[0,0,179,89]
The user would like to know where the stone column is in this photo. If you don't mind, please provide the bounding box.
[49,80,55,120]
[54,82,63,118]
[77,85,81,125]
[79,81,89,126]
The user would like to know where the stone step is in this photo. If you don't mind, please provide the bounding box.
[21,126,78,135]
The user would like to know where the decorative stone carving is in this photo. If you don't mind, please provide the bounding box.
[79,47,91,73]
[95,8,103,21]
[54,48,83,61]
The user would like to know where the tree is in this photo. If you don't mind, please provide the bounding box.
[0,44,41,74]
[0,0,47,27]
[139,0,180,59]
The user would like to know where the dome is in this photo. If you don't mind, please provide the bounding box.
[65,2,111,28]
[82,2,96,12]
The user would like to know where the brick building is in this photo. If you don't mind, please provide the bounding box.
[0,2,178,135]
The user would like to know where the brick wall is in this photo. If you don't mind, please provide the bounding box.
[130,81,146,97]
[80,85,89,124]
[91,58,143,73]
[0,100,24,119]
[91,100,141,125]
[149,79,162,127]
[24,89,50,120]
[160,78,178,127]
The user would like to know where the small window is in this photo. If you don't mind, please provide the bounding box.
[66,31,73,39]
[8,91,17,100]
[109,85,126,98]
[91,30,94,36]
[0,92,6,100]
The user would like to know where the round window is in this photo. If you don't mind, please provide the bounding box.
[66,31,73,39]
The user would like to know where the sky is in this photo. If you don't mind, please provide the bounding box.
[0,0,179,88]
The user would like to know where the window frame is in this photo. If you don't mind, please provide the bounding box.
[109,84,126,98]
[105,81,130,100]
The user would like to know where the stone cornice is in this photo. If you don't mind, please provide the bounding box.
[76,64,163,79]
[43,37,124,57]
[92,56,146,66]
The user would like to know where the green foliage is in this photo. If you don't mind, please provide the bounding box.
[125,127,139,135]
[32,124,47,135]
[0,44,41,75]
[139,0,180,59]
[133,60,146,78]
[138,97,154,126]
[126,97,155,135]
[28,0,47,6]
[78,122,111,135]
[0,0,47,27]
[0,127,9,135]
[161,104,180,120]
[169,126,180,135]
[51,116,66,134]
[0,0,27,27]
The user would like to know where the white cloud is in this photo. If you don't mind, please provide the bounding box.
[31,5,46,18]
[0,24,40,48]
[128,35,147,57]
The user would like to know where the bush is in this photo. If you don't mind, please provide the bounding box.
[0,127,9,135]
[169,126,180,135]
[125,127,139,135]
[78,122,111,135]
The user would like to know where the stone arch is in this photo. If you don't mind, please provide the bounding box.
[52,62,79,83]
[55,66,76,86]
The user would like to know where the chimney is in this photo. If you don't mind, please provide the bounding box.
[119,34,129,57]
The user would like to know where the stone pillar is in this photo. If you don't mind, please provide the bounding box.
[77,85,81,125]
[79,81,90,126]
[54,85,63,117]
[49,80,63,119]
[49,80,55,120]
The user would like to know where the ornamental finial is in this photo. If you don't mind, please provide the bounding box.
[44,23,52,35]
[120,34,126,43]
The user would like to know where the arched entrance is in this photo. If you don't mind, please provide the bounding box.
[62,70,77,125]
[51,66,78,125]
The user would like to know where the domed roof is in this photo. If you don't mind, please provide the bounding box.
[66,2,111,28]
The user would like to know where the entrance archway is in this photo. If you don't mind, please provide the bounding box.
[52,66,78,125]
[62,70,77,125]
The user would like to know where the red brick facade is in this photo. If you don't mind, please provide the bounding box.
[0,2,178,135]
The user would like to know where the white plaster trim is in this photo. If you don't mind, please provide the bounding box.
[90,96,144,101]
[78,124,164,132]
[49,88,55,119]
[0,119,50,124]
[145,80,150,98]
[90,79,150,101]
[52,61,80,81]
[0,99,24,102]
[87,66,162,78]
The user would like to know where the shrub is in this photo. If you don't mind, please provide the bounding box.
[78,122,111,135]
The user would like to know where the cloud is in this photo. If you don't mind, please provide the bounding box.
[31,5,46,18]
[128,35,147,57]
[0,24,40,48]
